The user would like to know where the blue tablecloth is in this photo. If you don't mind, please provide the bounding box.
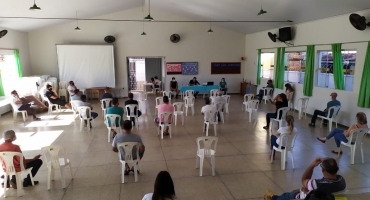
[179,85,220,92]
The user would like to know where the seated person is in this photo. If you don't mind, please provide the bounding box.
[154,96,174,135]
[142,171,179,200]
[263,93,288,129]
[219,78,228,95]
[272,83,294,102]
[270,115,297,159]
[45,84,72,109]
[100,87,113,107]
[11,90,40,121]
[70,89,81,101]
[211,91,226,122]
[303,189,335,200]
[125,93,142,126]
[257,79,274,103]
[106,97,124,138]
[201,97,217,131]
[67,81,77,95]
[112,120,145,175]
[169,77,180,99]
[189,77,200,98]
[317,112,368,154]
[308,93,341,127]
[151,76,161,89]
[0,130,43,188]
[264,157,346,200]
[76,95,98,128]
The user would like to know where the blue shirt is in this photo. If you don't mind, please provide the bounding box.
[106,106,124,126]
[326,99,341,117]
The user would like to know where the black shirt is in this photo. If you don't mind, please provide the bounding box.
[125,99,139,115]
[275,100,288,115]
[170,81,178,89]
[101,93,113,100]
[45,91,56,100]
[189,80,200,86]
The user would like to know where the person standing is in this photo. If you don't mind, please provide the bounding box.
[219,78,228,95]
[169,77,180,99]
[11,90,40,121]
[189,77,200,98]
[308,93,341,127]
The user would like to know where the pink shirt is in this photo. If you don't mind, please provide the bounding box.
[157,103,174,122]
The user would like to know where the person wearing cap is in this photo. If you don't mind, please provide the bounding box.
[0,130,43,189]
[169,77,180,99]
[308,92,341,127]
[10,90,41,121]
[264,157,346,200]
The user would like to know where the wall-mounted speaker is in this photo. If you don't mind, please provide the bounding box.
[278,27,292,42]
[104,35,116,43]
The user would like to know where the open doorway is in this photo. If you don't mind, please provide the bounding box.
[0,53,19,97]
[127,57,165,92]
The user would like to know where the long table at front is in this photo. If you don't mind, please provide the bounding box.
[179,85,220,98]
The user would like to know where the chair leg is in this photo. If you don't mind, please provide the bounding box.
[174,115,177,126]
[249,111,252,122]
[214,124,217,136]
[169,126,172,138]
[329,119,332,131]
[185,107,188,116]
[270,150,274,164]
[108,128,111,143]
[69,164,73,179]
[281,150,286,170]
[361,143,365,164]
[351,145,356,165]
[196,156,199,168]
[211,155,215,176]
[134,163,138,182]
[181,115,184,125]
[290,150,295,169]
[161,126,164,139]
[206,124,209,136]
[192,107,194,116]
[3,173,7,197]
[60,168,66,188]
[121,162,125,183]
[16,173,22,197]
[199,157,204,176]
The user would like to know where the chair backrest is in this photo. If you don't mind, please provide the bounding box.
[297,97,309,109]
[0,152,25,173]
[276,107,290,120]
[204,110,218,123]
[345,128,370,146]
[210,89,218,97]
[41,145,68,169]
[173,102,184,113]
[78,106,92,119]
[216,102,225,112]
[244,94,254,102]
[162,91,171,99]
[327,105,341,119]
[223,95,230,104]
[277,132,297,151]
[287,92,294,102]
[70,100,82,112]
[158,112,173,125]
[139,91,147,101]
[116,142,140,162]
[247,100,259,110]
[185,90,194,97]
[9,101,18,112]
[101,98,113,109]
[59,82,68,89]
[155,97,164,107]
[196,136,218,157]
[105,114,121,128]
[125,104,138,117]
[184,96,195,106]
[264,88,273,96]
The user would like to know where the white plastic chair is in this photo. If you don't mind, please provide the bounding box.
[318,105,341,131]
[10,102,28,123]
[116,142,142,183]
[173,102,184,126]
[244,100,259,122]
[139,91,147,110]
[263,88,273,104]
[162,91,172,102]
[70,100,82,120]
[125,104,139,129]
[41,145,73,189]
[46,98,61,114]
[295,97,309,120]
[155,97,164,115]
[203,110,218,136]
[270,107,290,131]
[105,114,122,142]
[184,96,195,116]
[223,95,231,114]
[196,136,218,176]
[0,152,34,197]
[157,112,173,139]
[101,98,112,119]
[210,89,218,98]
[242,94,255,111]
[78,106,94,131]
[270,132,297,170]
[215,102,225,123]
[287,92,294,111]
[185,90,195,98]
[59,82,68,102]
[338,128,370,164]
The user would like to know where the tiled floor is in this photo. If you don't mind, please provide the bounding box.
[0,93,370,199]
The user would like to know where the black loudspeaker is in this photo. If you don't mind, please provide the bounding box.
[279,27,292,42]
[104,36,116,43]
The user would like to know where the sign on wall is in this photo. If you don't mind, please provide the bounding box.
[211,62,241,74]
[166,62,198,75]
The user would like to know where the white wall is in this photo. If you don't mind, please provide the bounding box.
[0,28,31,76]
[245,10,370,126]
[28,7,246,96]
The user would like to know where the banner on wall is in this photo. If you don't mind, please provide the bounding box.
[166,62,198,75]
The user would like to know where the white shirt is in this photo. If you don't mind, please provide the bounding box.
[201,105,216,121]
[12,96,22,109]
[142,193,180,200]
[276,127,298,145]
[67,85,76,94]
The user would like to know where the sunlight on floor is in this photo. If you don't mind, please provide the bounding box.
[25,115,75,128]
[13,130,64,151]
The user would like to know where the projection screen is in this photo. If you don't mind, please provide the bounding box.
[56,45,115,89]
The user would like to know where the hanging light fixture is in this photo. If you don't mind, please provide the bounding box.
[257,0,267,15]
[144,0,154,21]
[141,21,147,35]
[29,0,41,11]
[75,11,81,31]
[207,20,213,34]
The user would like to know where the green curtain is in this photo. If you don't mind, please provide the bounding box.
[331,44,344,90]
[303,45,315,96]
[14,50,23,78]
[274,47,285,89]
[357,42,370,108]
[0,73,4,96]
[256,49,261,85]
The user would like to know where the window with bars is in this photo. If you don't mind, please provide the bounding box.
[283,52,306,84]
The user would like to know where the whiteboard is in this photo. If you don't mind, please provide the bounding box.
[56,45,115,89]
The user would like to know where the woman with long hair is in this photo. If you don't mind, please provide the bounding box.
[272,83,294,102]
[270,115,297,158]
[263,93,289,129]
[317,112,368,154]
[142,171,180,200]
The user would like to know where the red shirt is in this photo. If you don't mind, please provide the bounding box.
[0,142,26,172]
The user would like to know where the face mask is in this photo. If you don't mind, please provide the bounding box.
[48,88,52,91]
[267,82,269,84]
[222,80,224,82]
